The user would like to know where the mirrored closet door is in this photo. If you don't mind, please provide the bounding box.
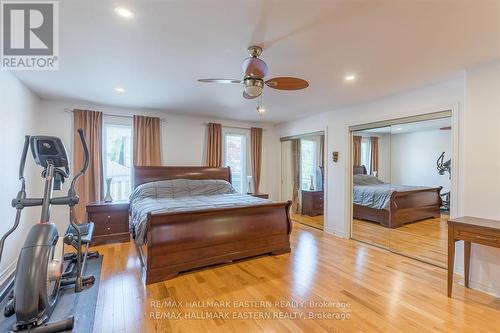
[281,132,325,230]
[351,127,391,249]
[388,118,451,267]
[351,113,452,268]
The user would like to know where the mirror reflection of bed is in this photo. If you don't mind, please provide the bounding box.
[351,117,451,268]
[281,132,325,230]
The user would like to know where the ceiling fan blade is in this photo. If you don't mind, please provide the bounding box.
[242,57,268,78]
[198,79,241,84]
[243,91,258,99]
[265,77,309,90]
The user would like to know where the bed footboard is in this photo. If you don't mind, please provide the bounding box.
[353,187,442,228]
[389,187,442,228]
[140,201,292,284]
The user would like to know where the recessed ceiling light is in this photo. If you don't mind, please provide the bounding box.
[115,7,134,18]
[114,87,125,93]
[344,74,356,82]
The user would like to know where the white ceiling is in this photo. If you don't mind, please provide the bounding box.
[13,0,500,123]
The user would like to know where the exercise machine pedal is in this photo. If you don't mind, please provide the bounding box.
[9,317,74,333]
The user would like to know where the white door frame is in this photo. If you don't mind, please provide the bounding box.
[345,105,461,238]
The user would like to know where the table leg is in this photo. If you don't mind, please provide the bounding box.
[464,241,471,288]
[447,225,455,297]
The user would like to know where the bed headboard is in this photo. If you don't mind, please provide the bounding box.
[353,165,367,175]
[133,166,232,188]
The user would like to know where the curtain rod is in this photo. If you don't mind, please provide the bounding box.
[206,123,266,131]
[64,108,167,122]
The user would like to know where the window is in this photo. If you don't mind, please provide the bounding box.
[360,137,371,172]
[301,139,318,191]
[223,133,247,193]
[103,123,133,201]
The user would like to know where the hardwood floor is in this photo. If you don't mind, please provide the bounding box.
[352,218,390,249]
[90,222,500,333]
[352,215,448,267]
[291,213,324,230]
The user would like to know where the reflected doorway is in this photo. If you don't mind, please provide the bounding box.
[281,132,325,230]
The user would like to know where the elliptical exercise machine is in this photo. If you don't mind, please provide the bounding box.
[0,129,97,332]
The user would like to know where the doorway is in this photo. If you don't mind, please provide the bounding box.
[281,132,325,230]
[350,112,453,268]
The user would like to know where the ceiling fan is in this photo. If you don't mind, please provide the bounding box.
[198,46,309,100]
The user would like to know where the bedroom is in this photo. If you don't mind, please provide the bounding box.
[1,1,500,333]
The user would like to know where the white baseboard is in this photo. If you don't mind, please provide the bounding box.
[454,265,500,297]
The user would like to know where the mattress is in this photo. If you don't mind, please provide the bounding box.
[352,174,428,210]
[129,179,270,245]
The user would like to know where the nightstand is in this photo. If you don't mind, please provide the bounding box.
[86,201,130,245]
[301,190,324,216]
[248,193,269,199]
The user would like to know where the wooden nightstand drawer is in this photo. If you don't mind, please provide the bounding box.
[91,211,129,235]
[87,201,130,245]
[301,190,324,216]
[455,227,500,246]
[313,201,323,210]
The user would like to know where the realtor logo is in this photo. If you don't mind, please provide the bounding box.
[1,1,59,70]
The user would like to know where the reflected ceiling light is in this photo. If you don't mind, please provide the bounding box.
[115,7,134,18]
[394,127,402,131]
[344,74,356,82]
[114,87,125,93]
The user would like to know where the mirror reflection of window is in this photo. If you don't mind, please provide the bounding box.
[360,137,371,172]
[300,139,317,191]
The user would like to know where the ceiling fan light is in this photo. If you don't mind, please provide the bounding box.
[256,105,266,115]
[245,85,262,97]
[244,78,264,97]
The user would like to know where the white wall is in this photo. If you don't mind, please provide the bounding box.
[456,60,500,295]
[391,129,451,191]
[0,72,41,284]
[378,134,391,183]
[37,99,281,233]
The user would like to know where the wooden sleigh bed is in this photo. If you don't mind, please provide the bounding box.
[353,165,442,229]
[132,166,292,284]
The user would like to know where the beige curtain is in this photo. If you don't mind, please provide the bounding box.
[353,135,362,166]
[250,127,263,193]
[206,123,222,167]
[73,110,103,223]
[133,115,161,166]
[291,139,301,214]
[370,136,379,174]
